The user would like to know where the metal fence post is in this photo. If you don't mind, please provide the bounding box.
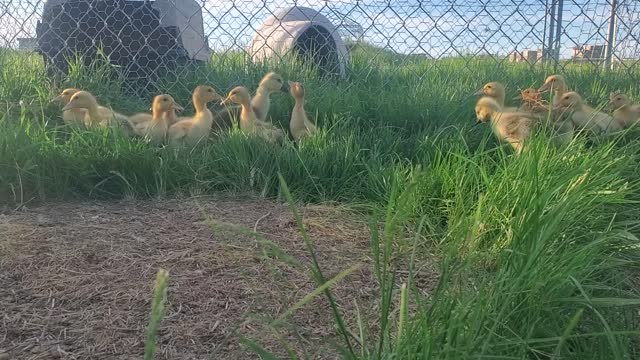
[547,0,557,64]
[554,0,564,65]
[605,0,619,70]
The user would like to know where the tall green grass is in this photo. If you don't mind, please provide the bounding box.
[1,47,639,358]
[247,138,639,359]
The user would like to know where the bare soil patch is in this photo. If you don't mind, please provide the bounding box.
[0,197,438,359]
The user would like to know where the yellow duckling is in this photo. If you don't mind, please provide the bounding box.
[609,92,640,129]
[475,97,539,154]
[538,74,568,106]
[62,91,134,135]
[167,85,221,146]
[252,72,289,122]
[214,72,289,130]
[52,88,86,125]
[132,94,183,144]
[289,81,316,142]
[129,97,183,127]
[221,86,285,143]
[555,92,622,136]
[474,82,517,111]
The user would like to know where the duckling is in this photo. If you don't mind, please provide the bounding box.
[538,74,568,106]
[132,94,183,144]
[62,91,135,135]
[129,94,183,128]
[167,85,221,146]
[213,72,289,130]
[52,88,86,125]
[474,82,517,111]
[252,72,289,122]
[609,92,640,129]
[555,92,622,136]
[221,86,285,143]
[289,81,316,142]
[475,96,539,154]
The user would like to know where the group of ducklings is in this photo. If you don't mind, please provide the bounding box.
[474,74,640,153]
[51,72,316,146]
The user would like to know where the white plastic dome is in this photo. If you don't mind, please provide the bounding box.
[249,6,349,77]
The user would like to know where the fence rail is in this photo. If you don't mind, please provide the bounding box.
[1,0,639,95]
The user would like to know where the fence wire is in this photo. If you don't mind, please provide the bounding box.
[0,0,639,97]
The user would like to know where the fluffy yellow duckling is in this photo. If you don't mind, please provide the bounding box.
[555,91,622,135]
[167,85,221,146]
[132,94,183,144]
[52,88,87,125]
[555,92,622,135]
[538,74,568,106]
[62,91,134,135]
[221,86,285,143]
[609,92,640,129]
[214,72,289,130]
[252,72,289,122]
[475,97,539,153]
[289,81,316,142]
[474,82,517,111]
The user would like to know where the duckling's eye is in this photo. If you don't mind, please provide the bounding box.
[616,97,621,101]
[163,98,168,102]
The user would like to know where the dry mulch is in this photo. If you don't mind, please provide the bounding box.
[0,197,438,359]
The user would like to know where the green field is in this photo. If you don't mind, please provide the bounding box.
[1,45,640,359]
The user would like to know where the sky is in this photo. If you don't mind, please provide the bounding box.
[1,0,638,60]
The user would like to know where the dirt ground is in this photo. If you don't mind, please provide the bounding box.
[0,197,438,359]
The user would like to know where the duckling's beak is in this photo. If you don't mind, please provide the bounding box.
[512,94,522,101]
[473,89,484,96]
[173,103,184,112]
[51,95,63,104]
[220,96,233,106]
[281,82,290,93]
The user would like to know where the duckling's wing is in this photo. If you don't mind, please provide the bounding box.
[304,119,316,132]
[129,113,153,125]
[503,113,534,135]
[168,120,194,140]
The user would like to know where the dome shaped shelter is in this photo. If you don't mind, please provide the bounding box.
[249,7,348,78]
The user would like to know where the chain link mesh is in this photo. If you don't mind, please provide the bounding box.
[0,0,639,100]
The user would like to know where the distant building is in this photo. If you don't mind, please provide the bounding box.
[571,44,605,61]
[509,49,542,64]
[17,37,37,50]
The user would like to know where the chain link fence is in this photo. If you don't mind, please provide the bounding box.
[0,0,639,100]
